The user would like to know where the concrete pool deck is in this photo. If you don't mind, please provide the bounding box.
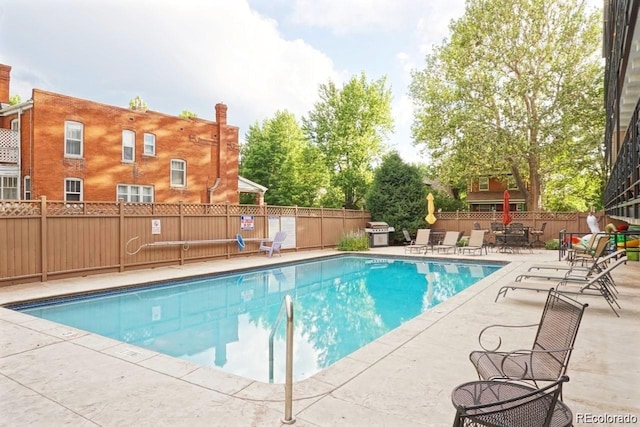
[0,247,638,426]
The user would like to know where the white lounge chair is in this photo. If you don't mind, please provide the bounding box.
[259,231,287,257]
[432,231,462,254]
[459,230,487,255]
[405,229,431,254]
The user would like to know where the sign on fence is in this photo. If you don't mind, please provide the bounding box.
[240,215,254,230]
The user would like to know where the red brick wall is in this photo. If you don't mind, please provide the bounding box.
[26,90,239,203]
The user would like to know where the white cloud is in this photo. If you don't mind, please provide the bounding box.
[0,0,339,135]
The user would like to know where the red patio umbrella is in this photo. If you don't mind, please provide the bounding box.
[502,190,512,226]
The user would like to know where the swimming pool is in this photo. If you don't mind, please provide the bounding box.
[10,255,502,383]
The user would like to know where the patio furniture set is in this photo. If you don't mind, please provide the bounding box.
[450,238,629,425]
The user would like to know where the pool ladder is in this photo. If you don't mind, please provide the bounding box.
[269,294,295,424]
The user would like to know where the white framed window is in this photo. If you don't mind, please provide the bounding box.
[64,178,83,201]
[170,159,186,187]
[117,184,154,203]
[143,133,156,156]
[24,176,31,200]
[65,121,83,158]
[122,130,135,162]
[10,119,18,131]
[478,176,489,191]
[0,176,18,199]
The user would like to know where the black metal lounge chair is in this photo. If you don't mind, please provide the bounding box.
[471,289,587,387]
[451,375,572,427]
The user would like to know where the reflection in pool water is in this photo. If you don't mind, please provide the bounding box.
[13,256,502,383]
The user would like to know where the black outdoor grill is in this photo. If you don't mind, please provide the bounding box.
[364,221,395,247]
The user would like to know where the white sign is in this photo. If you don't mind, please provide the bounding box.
[151,219,161,235]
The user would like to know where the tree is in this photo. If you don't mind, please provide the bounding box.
[129,96,148,111]
[409,0,604,211]
[179,110,198,119]
[303,72,394,209]
[366,152,427,241]
[240,111,330,207]
[9,94,21,105]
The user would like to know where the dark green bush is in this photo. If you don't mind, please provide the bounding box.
[337,230,370,251]
[544,239,560,250]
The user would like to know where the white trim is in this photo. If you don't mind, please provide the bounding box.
[122,130,135,162]
[143,133,156,156]
[64,177,83,201]
[170,159,186,187]
[64,121,83,158]
[238,175,268,193]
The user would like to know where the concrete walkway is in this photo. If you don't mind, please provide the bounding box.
[1,247,638,426]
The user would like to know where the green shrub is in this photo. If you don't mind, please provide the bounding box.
[457,237,469,247]
[337,230,370,251]
[544,239,560,250]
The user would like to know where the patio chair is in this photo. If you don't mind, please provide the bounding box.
[470,289,587,387]
[527,239,619,274]
[259,231,287,258]
[432,231,462,254]
[458,230,487,255]
[451,376,572,427]
[495,256,627,316]
[529,222,547,248]
[402,229,413,245]
[566,232,602,262]
[516,236,612,282]
[405,228,431,254]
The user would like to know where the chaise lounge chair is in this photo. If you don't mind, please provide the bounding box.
[259,231,287,258]
[404,228,431,254]
[495,256,627,316]
[432,231,462,254]
[458,230,488,255]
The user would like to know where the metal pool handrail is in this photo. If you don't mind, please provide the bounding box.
[269,294,295,424]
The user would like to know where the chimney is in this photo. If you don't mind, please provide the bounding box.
[215,103,227,124]
[0,64,11,105]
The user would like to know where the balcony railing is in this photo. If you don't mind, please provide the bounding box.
[604,98,640,221]
[0,128,19,163]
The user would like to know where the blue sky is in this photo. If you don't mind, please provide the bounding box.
[0,0,601,162]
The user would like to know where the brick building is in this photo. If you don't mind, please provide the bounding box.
[466,175,527,212]
[0,64,253,204]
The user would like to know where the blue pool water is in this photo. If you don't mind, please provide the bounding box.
[12,255,502,383]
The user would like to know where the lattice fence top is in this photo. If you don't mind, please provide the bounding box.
[0,201,40,216]
[436,211,580,221]
[46,202,120,216]
[0,129,19,163]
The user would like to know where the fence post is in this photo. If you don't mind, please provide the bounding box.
[320,206,324,249]
[179,201,185,265]
[40,196,47,282]
[119,199,125,272]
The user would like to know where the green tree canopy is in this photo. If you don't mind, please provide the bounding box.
[179,110,198,119]
[240,110,330,206]
[366,152,427,240]
[409,0,604,211]
[303,72,394,209]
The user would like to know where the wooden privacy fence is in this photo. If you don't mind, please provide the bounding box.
[0,198,370,286]
[430,211,609,244]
